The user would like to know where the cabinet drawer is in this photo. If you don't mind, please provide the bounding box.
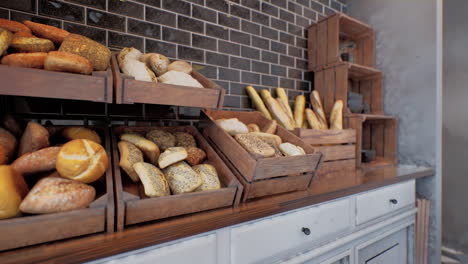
[356,180,415,225]
[230,198,352,264]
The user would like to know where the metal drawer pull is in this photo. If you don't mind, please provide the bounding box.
[389,199,398,204]
[301,227,311,236]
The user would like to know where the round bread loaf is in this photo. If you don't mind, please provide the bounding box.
[62,127,101,144]
[167,60,192,74]
[18,121,49,157]
[185,147,206,166]
[146,129,175,151]
[56,139,108,183]
[140,53,170,76]
[193,164,221,192]
[11,146,61,175]
[174,132,196,148]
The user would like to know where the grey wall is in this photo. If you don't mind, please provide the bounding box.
[442,0,468,251]
[347,0,441,263]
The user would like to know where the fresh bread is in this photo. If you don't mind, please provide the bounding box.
[2,114,23,137]
[140,53,170,76]
[44,51,93,74]
[0,165,28,219]
[158,70,203,87]
[263,120,277,134]
[13,31,34,38]
[11,146,61,175]
[330,100,343,130]
[0,28,13,55]
[117,47,142,69]
[158,147,188,169]
[276,97,296,128]
[193,164,221,192]
[174,132,197,148]
[0,19,31,33]
[18,121,49,156]
[23,21,69,44]
[0,128,17,165]
[260,90,295,130]
[19,176,95,214]
[163,161,202,194]
[216,118,249,136]
[167,60,192,74]
[118,141,143,182]
[311,90,328,129]
[56,139,108,183]
[185,147,206,166]
[249,132,282,146]
[1,52,47,69]
[276,88,294,120]
[133,162,170,197]
[247,123,260,132]
[234,133,275,158]
[294,95,306,128]
[62,127,101,144]
[279,143,306,156]
[245,86,272,120]
[146,129,175,151]
[120,133,160,164]
[10,36,54,53]
[59,34,111,71]
[305,108,325,130]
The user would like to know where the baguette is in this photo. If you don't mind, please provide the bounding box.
[276,88,294,119]
[263,120,277,134]
[0,19,31,33]
[1,52,47,69]
[311,91,328,129]
[120,133,160,165]
[193,164,221,191]
[0,29,13,55]
[10,36,54,53]
[234,133,275,158]
[260,90,294,130]
[118,141,143,182]
[0,128,16,165]
[133,162,170,197]
[158,147,188,169]
[294,95,306,128]
[23,20,69,44]
[330,100,344,130]
[44,51,93,74]
[11,146,61,175]
[275,97,296,129]
[305,108,325,130]
[247,123,260,132]
[59,34,111,71]
[245,86,272,120]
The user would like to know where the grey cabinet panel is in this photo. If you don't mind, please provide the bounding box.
[358,228,407,264]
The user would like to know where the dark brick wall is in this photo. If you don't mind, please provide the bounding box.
[0,0,345,114]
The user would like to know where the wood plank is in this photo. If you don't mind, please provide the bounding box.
[335,64,348,114]
[363,34,375,67]
[372,74,384,114]
[247,174,313,199]
[308,25,318,71]
[346,115,363,167]
[255,154,321,179]
[314,71,325,108]
[323,66,336,115]
[293,128,356,145]
[314,145,356,161]
[318,159,356,173]
[317,20,328,68]
[327,14,340,67]
[362,119,371,150]
[371,122,384,157]
[384,118,398,164]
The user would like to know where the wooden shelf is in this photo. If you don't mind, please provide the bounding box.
[348,62,381,79]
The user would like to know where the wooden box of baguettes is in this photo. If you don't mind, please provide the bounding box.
[112,126,242,230]
[201,109,322,202]
[111,54,225,108]
[0,124,114,251]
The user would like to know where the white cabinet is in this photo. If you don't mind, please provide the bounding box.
[356,228,408,264]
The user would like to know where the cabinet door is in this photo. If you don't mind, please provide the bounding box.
[366,244,401,264]
[357,228,407,264]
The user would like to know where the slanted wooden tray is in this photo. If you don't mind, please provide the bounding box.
[0,125,114,252]
[0,64,113,103]
[112,126,242,231]
[111,55,225,108]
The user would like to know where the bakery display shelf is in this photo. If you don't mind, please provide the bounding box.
[112,126,242,230]
[0,64,113,103]
[111,55,225,108]
[0,124,114,252]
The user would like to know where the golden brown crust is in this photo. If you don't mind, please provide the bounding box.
[23,20,69,44]
[0,18,31,33]
[0,165,27,219]
[1,52,47,69]
[59,34,111,71]
[11,146,61,176]
[174,132,197,148]
[62,127,101,144]
[185,147,206,166]
[0,128,17,164]
[0,29,13,55]
[10,36,54,53]
[13,31,34,38]
[18,121,49,156]
[118,141,143,182]
[44,51,93,75]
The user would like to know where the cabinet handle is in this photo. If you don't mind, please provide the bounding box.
[301,227,311,236]
[390,199,398,204]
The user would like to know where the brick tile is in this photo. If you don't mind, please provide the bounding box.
[271,41,287,54]
[64,22,106,44]
[280,9,294,23]
[280,78,295,89]
[288,1,302,15]
[108,31,144,51]
[271,65,287,77]
[163,0,190,15]
[207,0,228,12]
[262,75,278,87]
[0,9,8,19]
[280,55,295,67]
[206,52,229,67]
[262,26,278,40]
[193,34,217,50]
[261,2,278,17]
[146,7,176,27]
[230,82,248,95]
[39,0,84,22]
[241,20,260,35]
[219,13,240,29]
[296,59,308,70]
[193,63,217,79]
[224,95,240,108]
[280,32,295,45]
[146,39,177,57]
[230,56,250,71]
[134,0,160,7]
[219,40,241,56]
[178,46,204,62]
[241,0,260,10]
[128,18,161,39]
[325,6,336,15]
[252,36,269,49]
[219,68,240,82]
[231,4,250,20]
[296,37,307,49]
[108,0,143,19]
[241,71,260,84]
[178,16,204,34]
[192,5,217,23]
[297,0,309,7]
[288,68,302,79]
[304,8,317,21]
[296,16,310,28]
[0,0,35,12]
[270,0,286,8]
[252,11,269,26]
[252,61,269,74]
[310,2,323,13]
[271,17,287,31]
[87,9,125,31]
[163,27,190,45]
[241,46,260,60]
[230,30,250,45]
[288,46,303,57]
[261,50,278,64]
[288,23,303,37]
[206,23,229,40]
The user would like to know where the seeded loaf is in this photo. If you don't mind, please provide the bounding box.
[59,34,111,71]
[248,132,282,146]
[118,141,144,182]
[133,162,170,197]
[234,133,275,158]
[193,164,221,192]
[174,132,197,148]
[120,133,160,165]
[146,129,175,151]
[163,161,202,194]
[10,36,54,53]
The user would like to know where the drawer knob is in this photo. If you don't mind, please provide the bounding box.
[390,199,398,204]
[301,227,311,236]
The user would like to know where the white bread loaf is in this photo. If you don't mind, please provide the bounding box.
[158,70,203,88]
[158,147,188,169]
[216,118,249,136]
[279,143,306,156]
[133,162,170,197]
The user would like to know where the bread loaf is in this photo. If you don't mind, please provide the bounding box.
[174,132,197,148]
[120,133,160,165]
[163,161,202,194]
[260,90,295,130]
[23,20,70,44]
[117,47,141,68]
[216,118,249,136]
[311,91,328,129]
[167,60,192,74]
[62,127,101,144]
[133,162,170,197]
[140,53,170,76]
[0,19,31,33]
[249,132,282,146]
[146,129,175,151]
[44,51,93,74]
[0,128,16,165]
[1,52,47,69]
[2,114,23,137]
[276,97,296,129]
[59,34,111,71]
[294,95,306,128]
[10,36,54,53]
[18,121,49,156]
[158,147,188,169]
[0,28,13,55]
[234,133,275,158]
[247,123,260,132]
[305,108,325,130]
[14,31,34,38]
[193,164,221,191]
[263,120,277,134]
[19,176,95,214]
[158,71,203,88]
[185,147,206,166]
[0,165,28,219]
[245,86,272,120]
[118,141,143,182]
[56,139,108,183]
[279,143,306,156]
[276,88,294,119]
[11,146,61,175]
[330,100,343,130]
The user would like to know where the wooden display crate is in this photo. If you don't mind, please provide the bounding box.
[345,114,397,168]
[0,125,114,251]
[0,64,113,103]
[308,12,375,71]
[201,109,322,201]
[314,62,383,116]
[111,55,225,108]
[112,126,242,230]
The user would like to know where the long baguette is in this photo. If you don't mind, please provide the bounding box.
[275,98,295,129]
[245,86,272,120]
[330,100,343,129]
[305,108,326,130]
[294,95,306,128]
[276,88,293,119]
[311,90,328,129]
[260,90,294,130]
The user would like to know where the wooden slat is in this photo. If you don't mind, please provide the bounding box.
[317,20,328,68]
[308,25,318,70]
[345,115,363,167]
[362,119,371,150]
[384,118,398,163]
[319,159,356,173]
[372,73,384,114]
[371,122,384,157]
[293,128,356,145]
[363,34,375,67]
[327,14,340,67]
[314,145,355,161]
[314,70,325,107]
[335,64,348,114]
[323,66,336,115]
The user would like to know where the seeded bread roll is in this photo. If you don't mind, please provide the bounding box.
[62,127,101,144]
[234,133,275,158]
[185,147,206,166]
[0,128,16,165]
[139,53,170,76]
[44,51,93,75]
[10,36,54,53]
[23,20,70,44]
[120,133,160,165]
[133,162,170,197]
[163,161,202,194]
[279,143,306,156]
[174,132,197,148]
[11,146,61,175]
[118,141,143,182]
[193,164,221,192]
[59,34,111,71]
[18,121,49,156]
[158,147,188,169]
[216,118,249,136]
[248,132,282,146]
[1,52,47,69]
[146,129,175,151]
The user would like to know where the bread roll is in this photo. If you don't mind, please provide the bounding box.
[18,121,49,156]
[249,132,282,146]
[146,129,175,151]
[118,141,143,182]
[294,95,306,128]
[0,165,28,219]
[311,91,328,129]
[2,114,23,137]
[44,51,93,74]
[279,143,306,156]
[140,53,170,76]
[133,162,170,197]
[305,108,325,130]
[216,118,249,136]
[11,146,61,175]
[62,127,101,144]
[158,147,188,169]
[163,161,202,194]
[19,176,95,214]
[330,100,343,130]
[1,52,47,69]
[185,147,206,166]
[0,28,13,55]
[120,133,160,165]
[247,123,260,132]
[56,139,108,183]
[59,34,111,71]
[0,19,31,33]
[10,36,54,53]
[263,120,277,134]
[23,20,69,44]
[117,47,142,69]
[159,70,203,87]
[174,132,197,148]
[167,60,192,74]
[0,128,16,165]
[245,86,272,120]
[193,164,221,192]
[14,31,34,38]
[234,133,275,158]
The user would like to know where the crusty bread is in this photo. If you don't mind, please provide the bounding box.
[0,28,13,55]
[174,132,197,148]
[245,86,272,120]
[0,19,31,33]
[247,123,260,132]
[44,51,93,75]
[185,147,206,166]
[0,165,28,219]
[167,60,192,74]
[23,20,69,44]
[158,147,188,169]
[329,100,343,130]
[133,162,170,197]
[59,34,111,71]
[234,133,275,158]
[119,48,156,82]
[118,141,143,182]
[163,161,202,194]
[1,52,47,69]
[279,143,306,156]
[139,53,170,76]
[62,127,101,144]
[18,121,49,156]
[120,133,160,165]
[19,176,95,214]
[216,118,249,136]
[10,36,54,53]
[13,31,34,38]
[2,114,23,137]
[146,129,175,151]
[158,71,203,88]
[56,139,108,183]
[193,164,221,191]
[0,128,17,165]
[11,146,61,175]
[117,47,141,69]
[263,120,277,134]
[249,132,282,146]
[311,90,328,129]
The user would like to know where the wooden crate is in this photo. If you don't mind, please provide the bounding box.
[314,62,383,116]
[308,12,375,71]
[112,126,242,230]
[345,114,397,169]
[111,55,225,108]
[0,126,114,251]
[0,64,112,103]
